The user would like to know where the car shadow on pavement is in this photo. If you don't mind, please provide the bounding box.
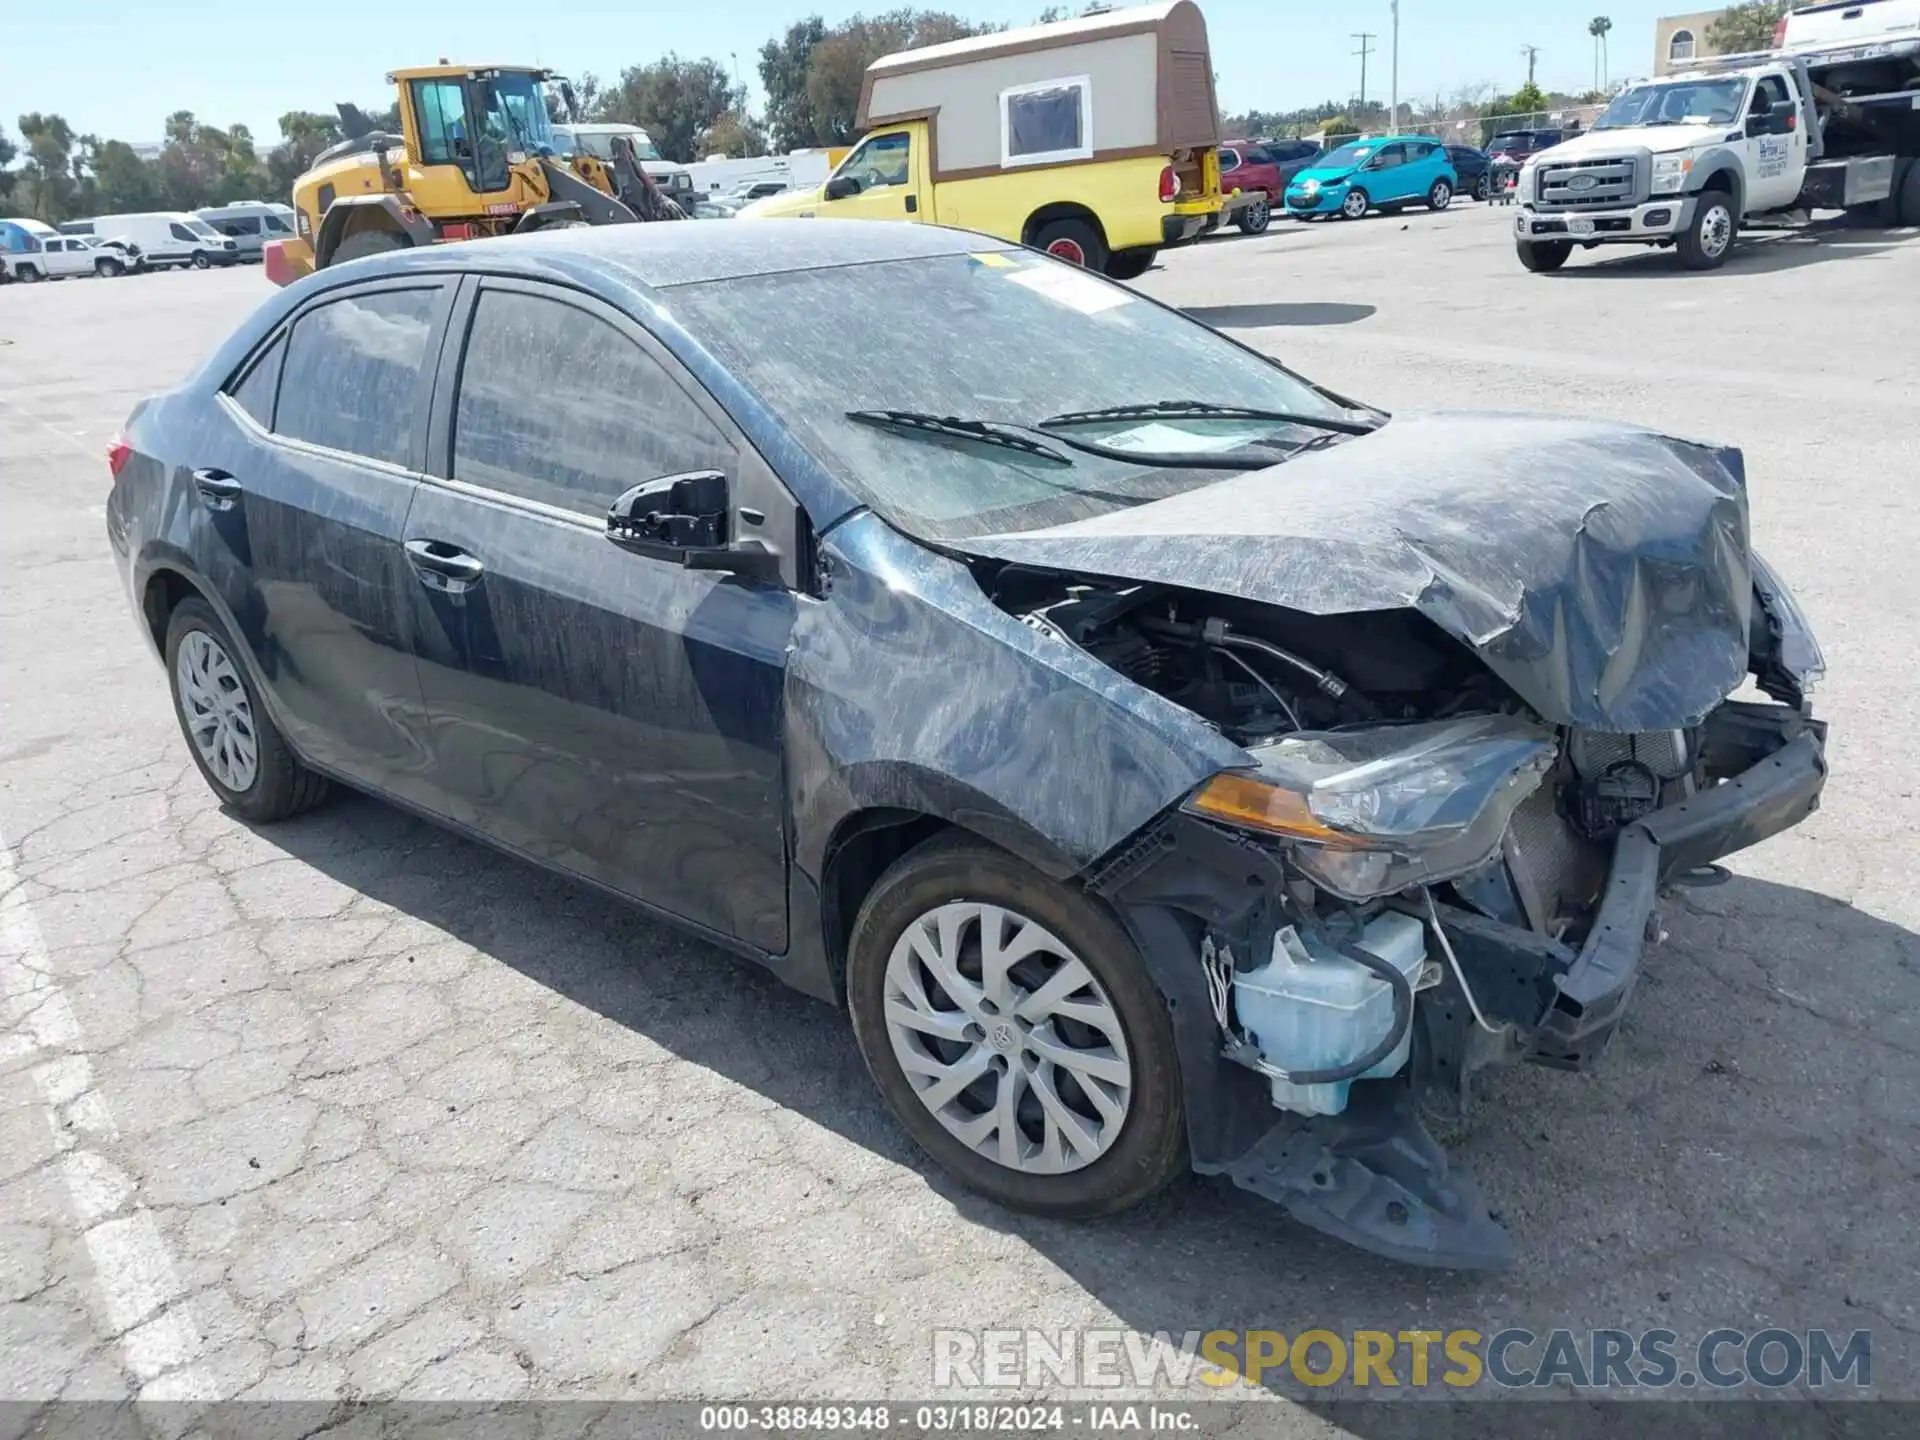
[1183,302,1377,328]
[253,791,1919,1401]
[1554,224,1919,279]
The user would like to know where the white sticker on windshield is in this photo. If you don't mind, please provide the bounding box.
[1096,422,1250,455]
[1003,264,1133,315]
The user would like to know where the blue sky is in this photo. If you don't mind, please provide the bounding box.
[4,0,1682,145]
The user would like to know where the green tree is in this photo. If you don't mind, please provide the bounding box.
[1708,0,1789,54]
[1588,16,1612,92]
[269,110,344,197]
[17,112,79,221]
[805,10,993,147]
[759,17,830,152]
[0,125,18,211]
[88,139,164,213]
[599,55,743,162]
[697,111,770,158]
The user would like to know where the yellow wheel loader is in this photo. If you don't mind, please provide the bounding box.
[266,64,681,287]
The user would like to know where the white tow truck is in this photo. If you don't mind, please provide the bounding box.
[1513,0,1920,270]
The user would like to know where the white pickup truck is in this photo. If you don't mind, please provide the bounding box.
[1514,0,1920,270]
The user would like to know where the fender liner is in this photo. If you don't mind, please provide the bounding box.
[314,194,438,268]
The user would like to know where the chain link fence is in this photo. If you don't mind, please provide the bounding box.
[1314,102,1609,150]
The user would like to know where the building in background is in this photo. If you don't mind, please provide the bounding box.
[1654,10,1730,75]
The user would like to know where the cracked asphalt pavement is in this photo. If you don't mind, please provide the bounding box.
[2,209,1917,1421]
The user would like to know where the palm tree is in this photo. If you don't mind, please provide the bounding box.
[1588,16,1613,92]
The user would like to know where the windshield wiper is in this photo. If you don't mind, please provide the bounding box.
[1038,399,1378,436]
[845,409,1073,466]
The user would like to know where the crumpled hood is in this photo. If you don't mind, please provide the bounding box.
[956,412,1754,731]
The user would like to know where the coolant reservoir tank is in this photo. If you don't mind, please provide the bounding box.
[1232,911,1428,1117]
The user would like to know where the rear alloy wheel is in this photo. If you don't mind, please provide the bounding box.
[1427,178,1453,211]
[165,598,329,822]
[1340,187,1370,219]
[1236,196,1272,234]
[1517,239,1573,272]
[847,835,1184,1217]
[1033,217,1108,272]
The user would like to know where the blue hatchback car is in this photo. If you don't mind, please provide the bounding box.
[1284,136,1459,220]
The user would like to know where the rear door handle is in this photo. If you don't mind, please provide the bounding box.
[192,467,241,509]
[404,538,485,590]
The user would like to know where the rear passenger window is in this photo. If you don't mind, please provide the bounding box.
[452,287,735,519]
[275,288,438,467]
[228,334,286,429]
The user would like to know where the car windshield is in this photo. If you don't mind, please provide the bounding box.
[478,72,559,153]
[1595,78,1747,128]
[668,251,1365,542]
[1318,143,1374,168]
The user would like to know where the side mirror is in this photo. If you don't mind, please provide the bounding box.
[606,470,782,582]
[824,175,859,200]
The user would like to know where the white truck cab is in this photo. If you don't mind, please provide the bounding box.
[1514,0,1920,270]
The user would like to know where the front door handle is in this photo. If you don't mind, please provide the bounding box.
[192,467,241,510]
[404,539,485,591]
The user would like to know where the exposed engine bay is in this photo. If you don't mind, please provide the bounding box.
[978,558,1828,1270]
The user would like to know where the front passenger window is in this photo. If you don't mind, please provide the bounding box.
[274,288,439,466]
[451,288,735,519]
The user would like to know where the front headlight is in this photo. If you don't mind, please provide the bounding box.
[1184,715,1557,901]
[1300,178,1320,195]
[1750,551,1826,691]
[1651,152,1693,194]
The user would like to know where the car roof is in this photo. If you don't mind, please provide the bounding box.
[338,218,1018,290]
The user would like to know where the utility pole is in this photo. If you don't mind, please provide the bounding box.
[1353,32,1376,114]
[1520,44,1540,89]
[1389,1,1400,132]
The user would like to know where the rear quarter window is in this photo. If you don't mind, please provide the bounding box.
[273,288,439,467]
[226,334,287,429]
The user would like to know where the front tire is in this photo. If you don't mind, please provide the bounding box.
[165,599,328,823]
[847,835,1186,1218]
[95,258,124,278]
[191,251,211,269]
[1031,217,1107,271]
[1340,187,1370,219]
[1517,239,1572,272]
[1235,196,1272,234]
[1427,178,1453,210]
[1677,190,1737,270]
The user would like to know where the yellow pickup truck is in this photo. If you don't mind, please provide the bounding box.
[742,0,1223,280]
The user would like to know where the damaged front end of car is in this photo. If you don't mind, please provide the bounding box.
[956,417,1829,1269]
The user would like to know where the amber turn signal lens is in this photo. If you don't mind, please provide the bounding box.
[1185,773,1349,843]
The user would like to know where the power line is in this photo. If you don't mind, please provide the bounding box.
[1352,32,1377,111]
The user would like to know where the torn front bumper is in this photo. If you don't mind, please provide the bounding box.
[1096,701,1827,1270]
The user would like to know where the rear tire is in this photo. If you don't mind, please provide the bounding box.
[1032,218,1107,271]
[1517,239,1572,272]
[1427,178,1453,210]
[327,229,412,269]
[17,264,43,283]
[164,598,329,823]
[1474,174,1491,202]
[1897,158,1920,227]
[846,834,1186,1218]
[1677,190,1737,270]
[1235,196,1272,234]
[1103,247,1157,281]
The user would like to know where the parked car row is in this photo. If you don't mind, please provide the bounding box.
[3,203,296,283]
[1211,135,1515,231]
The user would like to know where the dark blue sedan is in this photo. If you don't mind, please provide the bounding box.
[105,221,1828,1269]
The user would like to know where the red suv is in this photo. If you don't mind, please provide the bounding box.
[1219,139,1322,234]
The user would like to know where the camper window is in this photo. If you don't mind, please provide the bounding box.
[1001,76,1093,167]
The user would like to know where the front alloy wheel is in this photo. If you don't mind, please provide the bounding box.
[847,835,1185,1216]
[1340,188,1370,219]
[883,901,1132,1175]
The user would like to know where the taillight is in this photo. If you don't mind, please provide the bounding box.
[1772,15,1788,45]
[1159,165,1178,202]
[106,435,132,478]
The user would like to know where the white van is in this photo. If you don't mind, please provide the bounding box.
[195,202,296,262]
[87,212,240,270]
